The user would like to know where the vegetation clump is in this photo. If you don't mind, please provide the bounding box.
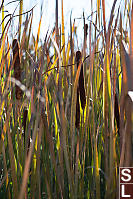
[0,0,132,199]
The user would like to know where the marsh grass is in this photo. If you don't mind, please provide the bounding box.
[0,0,133,199]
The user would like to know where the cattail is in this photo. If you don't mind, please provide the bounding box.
[23,109,28,133]
[75,51,86,128]
[76,51,81,68]
[75,51,81,129]
[75,89,80,129]
[85,24,88,38]
[23,108,31,154]
[114,93,120,135]
[22,109,28,147]
[12,39,23,100]
[76,51,86,110]
[79,63,86,109]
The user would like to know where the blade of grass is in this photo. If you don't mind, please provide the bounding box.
[35,15,42,58]
[18,113,40,199]
[19,0,23,40]
[7,105,19,199]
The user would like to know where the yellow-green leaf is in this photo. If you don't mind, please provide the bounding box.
[35,15,42,57]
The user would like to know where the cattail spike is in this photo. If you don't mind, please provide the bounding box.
[12,39,23,100]
[76,51,81,68]
[75,51,81,129]
[22,109,28,147]
[75,51,86,129]
[85,24,88,38]
[79,63,86,109]
[76,50,86,110]
[75,90,80,129]
[114,93,120,135]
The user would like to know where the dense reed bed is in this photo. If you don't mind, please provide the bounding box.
[0,0,133,198]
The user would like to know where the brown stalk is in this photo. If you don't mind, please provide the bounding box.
[119,22,133,166]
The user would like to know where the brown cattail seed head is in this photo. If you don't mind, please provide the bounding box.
[22,109,28,146]
[75,51,86,129]
[23,109,28,133]
[12,39,20,56]
[76,51,82,68]
[75,51,86,110]
[75,90,80,129]
[79,63,86,110]
[12,39,23,100]
[114,93,120,135]
[85,24,88,37]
